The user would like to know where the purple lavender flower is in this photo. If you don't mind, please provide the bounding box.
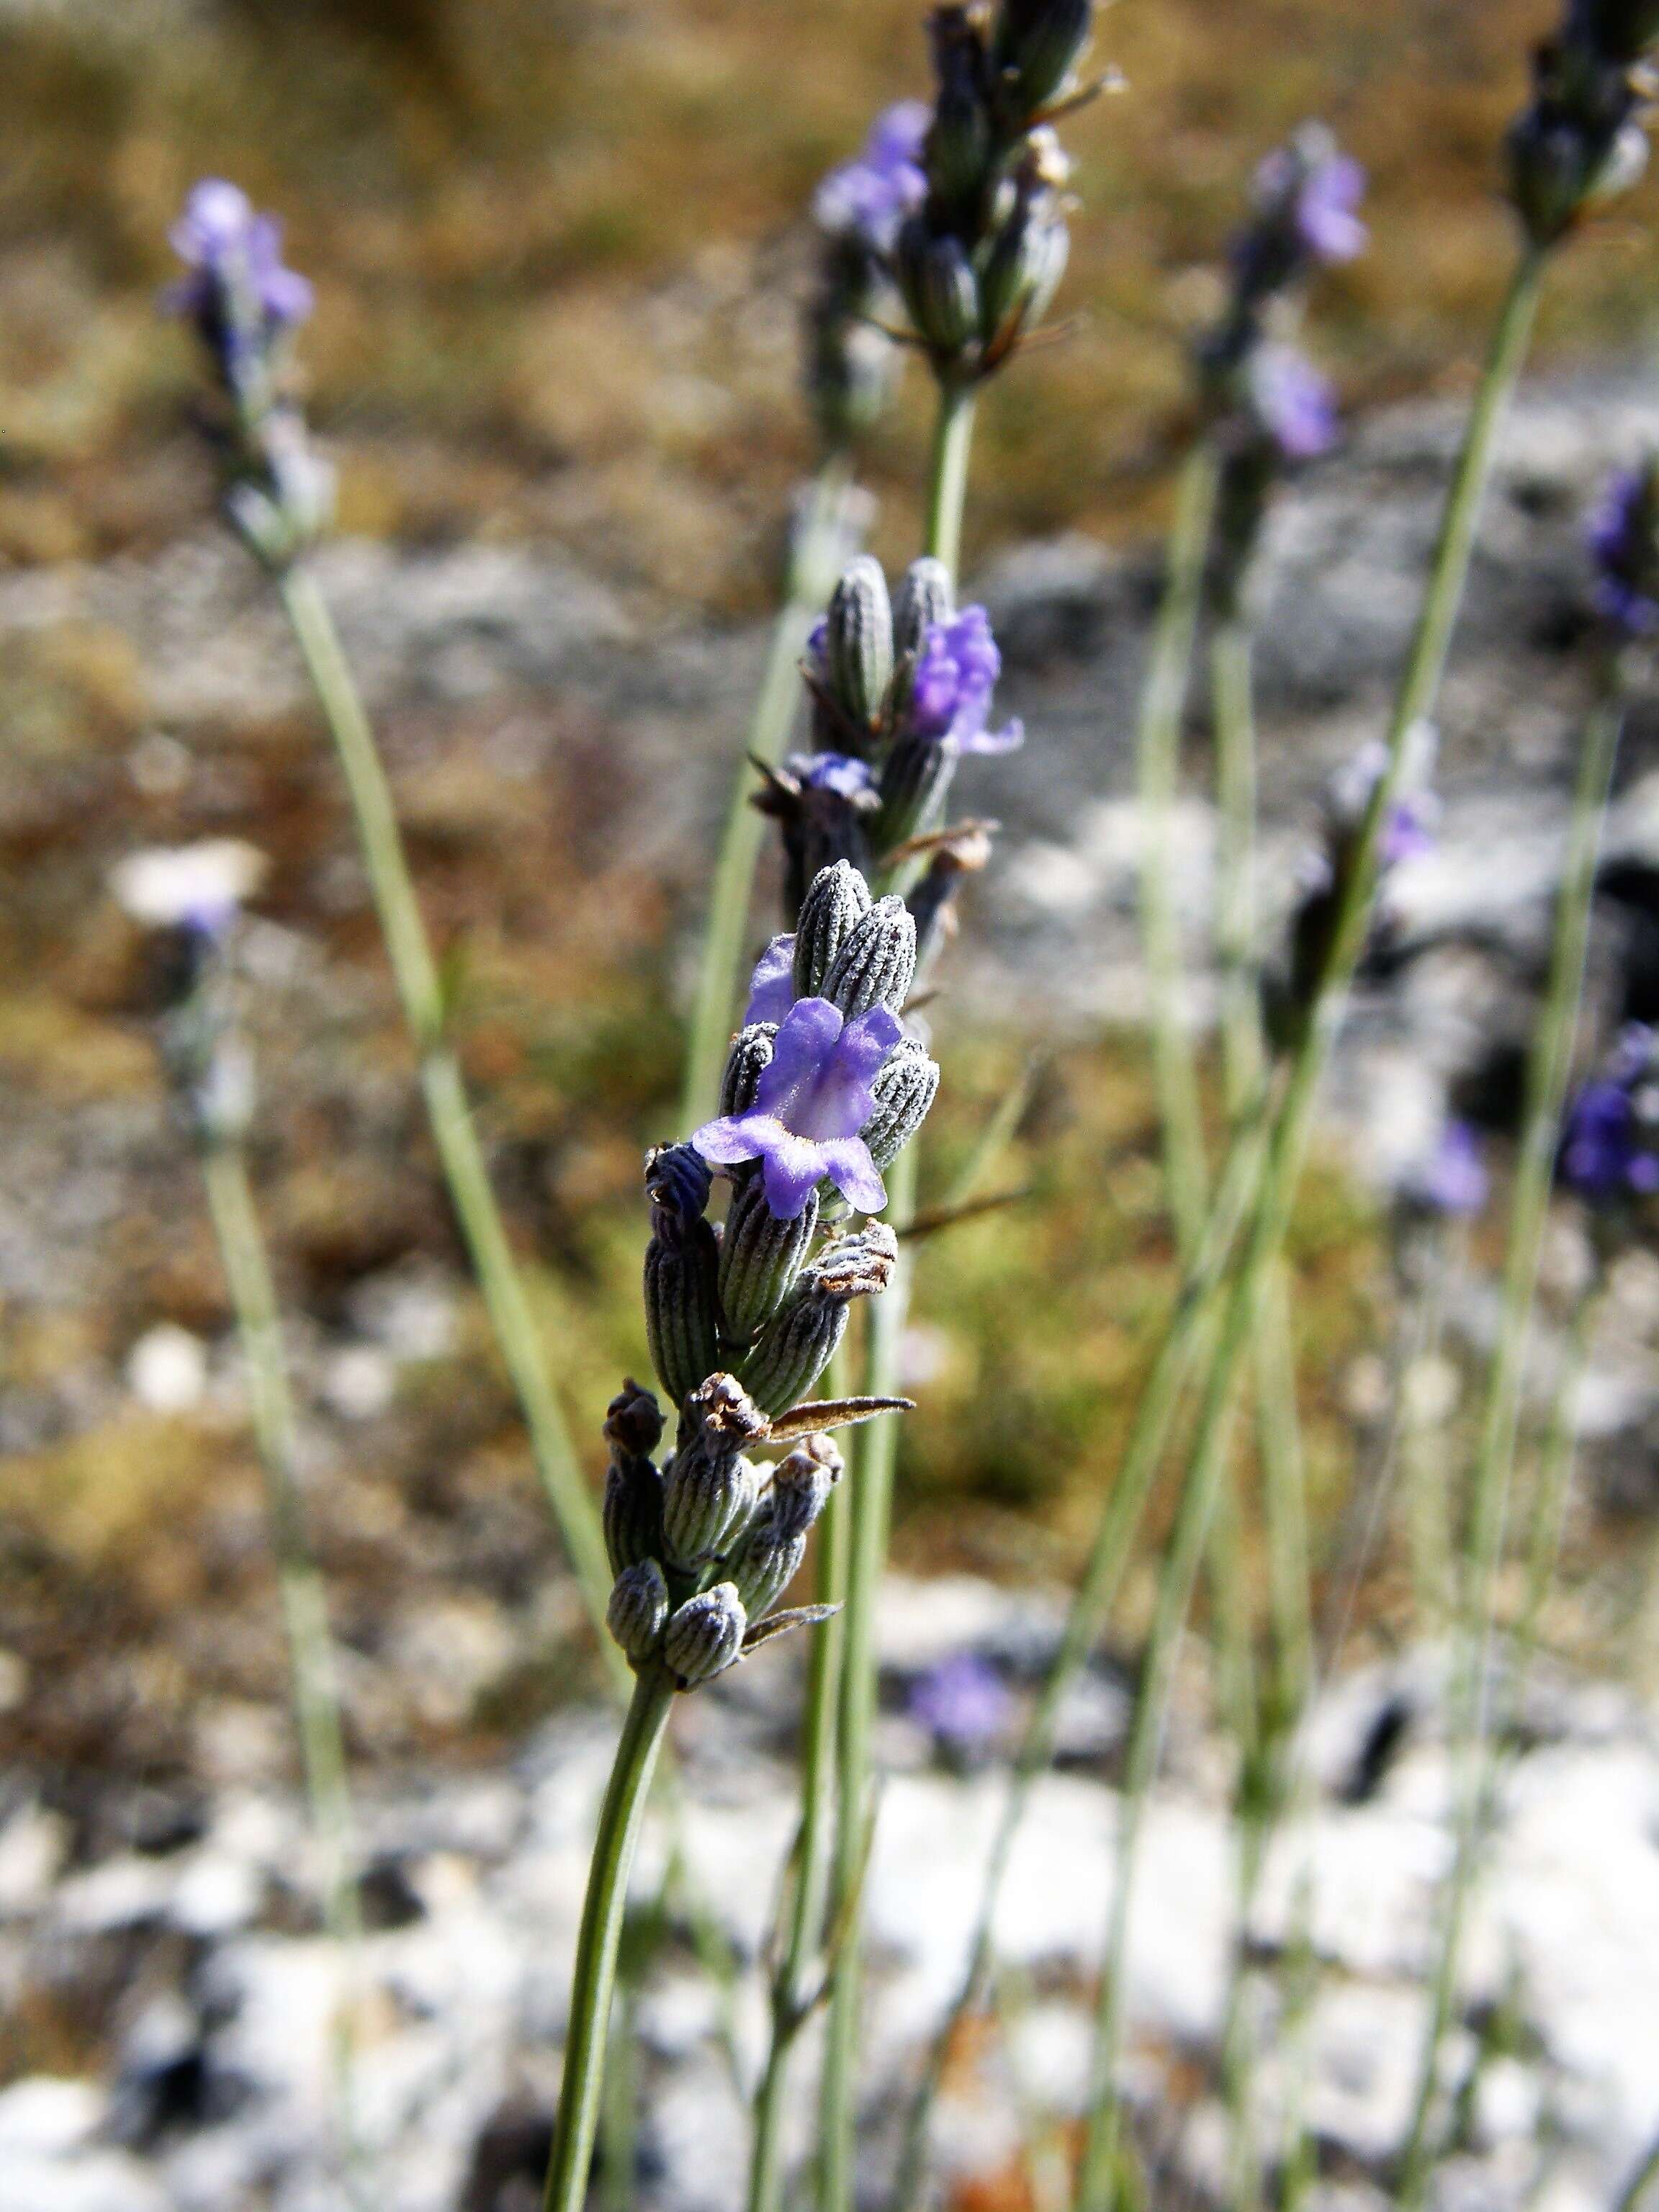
[909,1652,1014,1756]
[814,102,930,253]
[693,996,904,1218]
[1559,1026,1659,1200]
[1588,462,1659,635]
[1288,149,1368,264]
[745,935,797,1025]
[1406,1120,1489,1216]
[905,608,1024,755]
[788,752,878,800]
[1249,345,1339,461]
[167,179,314,378]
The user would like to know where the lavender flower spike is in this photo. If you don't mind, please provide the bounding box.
[907,607,1025,755]
[1589,459,1659,634]
[814,102,931,252]
[168,179,314,375]
[693,996,903,1219]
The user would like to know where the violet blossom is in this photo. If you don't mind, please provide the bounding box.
[814,102,930,252]
[1405,1119,1489,1217]
[167,179,314,380]
[693,995,904,1219]
[905,607,1024,755]
[1285,146,1368,264]
[1559,1027,1659,1201]
[909,1651,1014,1758]
[1249,344,1339,461]
[1588,462,1659,634]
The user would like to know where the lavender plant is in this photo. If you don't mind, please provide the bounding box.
[164,181,621,1671]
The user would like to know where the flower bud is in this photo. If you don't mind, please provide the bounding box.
[822,895,918,1018]
[862,1037,941,1170]
[643,1145,724,1407]
[728,1515,809,1624]
[604,1451,665,1577]
[603,1377,664,1462]
[981,192,1069,353]
[875,731,958,853]
[719,1178,820,1339]
[663,1581,747,1689]
[992,0,1096,123]
[660,1373,768,1565]
[927,6,995,220]
[607,1558,669,1665]
[767,1434,844,1541]
[721,1024,777,1118]
[896,222,981,361]
[894,558,954,657]
[741,1223,899,1416]
[794,860,876,999]
[825,557,895,727]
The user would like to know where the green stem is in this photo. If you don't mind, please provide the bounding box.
[819,377,976,2211]
[1138,442,1222,1256]
[680,459,856,1128]
[1212,616,1264,1125]
[200,1138,361,2179]
[1069,243,1547,2212]
[747,1444,854,2212]
[1397,680,1623,2208]
[541,1668,676,2212]
[276,566,621,1689]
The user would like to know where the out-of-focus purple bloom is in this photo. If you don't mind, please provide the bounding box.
[693,996,903,1219]
[1381,793,1436,866]
[905,607,1024,755]
[1407,1120,1489,1216]
[744,935,797,1026]
[1249,345,1339,460]
[167,179,314,373]
[909,1651,1014,1755]
[814,102,930,253]
[1288,150,1368,264]
[1559,1025,1659,1200]
[1588,463,1659,635]
[788,752,878,800]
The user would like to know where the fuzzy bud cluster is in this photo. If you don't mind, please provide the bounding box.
[757,556,1020,945]
[1508,0,1659,246]
[600,1372,857,1688]
[890,0,1091,385]
[166,179,334,572]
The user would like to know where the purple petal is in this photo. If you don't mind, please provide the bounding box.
[815,1137,887,1215]
[759,1130,832,1220]
[832,1005,904,1089]
[745,935,797,1026]
[956,715,1025,757]
[755,998,846,1123]
[691,1114,765,1167]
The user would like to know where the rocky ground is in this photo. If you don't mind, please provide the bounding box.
[9,374,1659,2207]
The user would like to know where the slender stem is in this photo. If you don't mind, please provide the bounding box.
[1138,442,1222,1256]
[747,1440,854,2212]
[1515,1274,1600,1679]
[1212,616,1264,1125]
[541,1667,676,2212]
[199,1139,361,2175]
[1398,680,1623,2206]
[276,566,621,1687]
[819,377,977,2211]
[680,459,856,1128]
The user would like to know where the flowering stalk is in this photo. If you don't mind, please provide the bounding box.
[163,184,621,1680]
[113,846,361,2162]
[1398,667,1629,2204]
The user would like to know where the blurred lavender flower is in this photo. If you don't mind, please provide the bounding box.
[1559,1026,1659,1200]
[167,179,313,388]
[815,102,932,250]
[792,751,881,799]
[1508,0,1659,243]
[1589,458,1659,634]
[1247,344,1339,461]
[906,607,1025,755]
[909,1651,1015,1758]
[1229,125,1368,320]
[693,996,904,1219]
[1405,1119,1490,1217]
[109,839,268,943]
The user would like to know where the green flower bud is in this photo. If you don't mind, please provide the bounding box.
[862,1038,940,1171]
[740,1223,899,1416]
[660,1374,768,1566]
[894,558,953,657]
[720,1023,777,1118]
[728,1515,809,1623]
[663,1581,747,1688]
[822,895,917,1018]
[719,1178,820,1340]
[874,732,957,854]
[607,1558,669,1665]
[767,1434,843,1541]
[896,222,981,361]
[644,1232,722,1411]
[794,860,875,999]
[992,0,1096,123]
[603,1451,665,1577]
[825,557,895,727]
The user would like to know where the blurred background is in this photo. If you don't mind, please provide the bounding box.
[9,1,1659,2207]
